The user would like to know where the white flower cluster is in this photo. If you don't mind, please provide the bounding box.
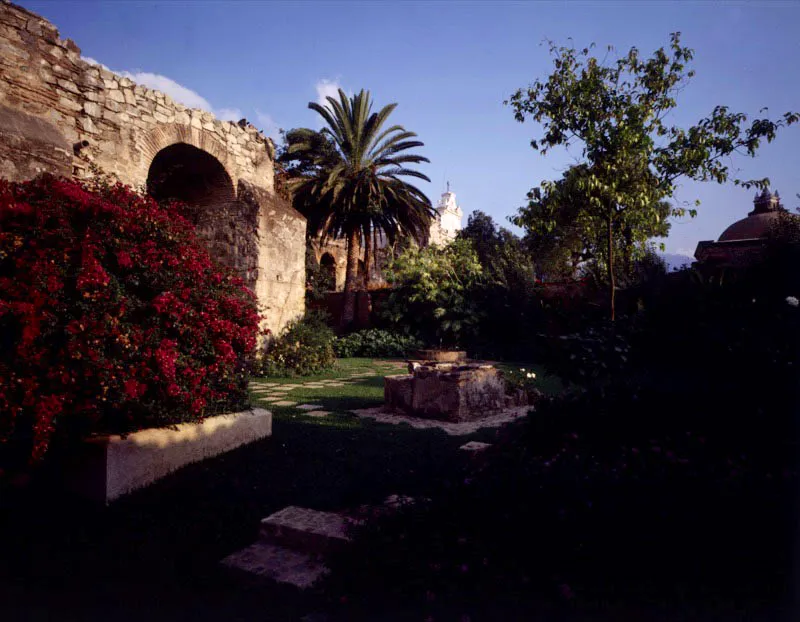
[786,296,799,308]
[520,368,536,379]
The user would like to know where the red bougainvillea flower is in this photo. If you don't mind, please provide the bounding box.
[0,175,260,466]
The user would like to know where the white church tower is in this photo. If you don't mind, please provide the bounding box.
[427,182,463,246]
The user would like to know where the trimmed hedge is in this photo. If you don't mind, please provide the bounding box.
[333,329,422,359]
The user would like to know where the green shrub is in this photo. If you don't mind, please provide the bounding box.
[382,239,484,348]
[333,329,422,358]
[255,312,335,377]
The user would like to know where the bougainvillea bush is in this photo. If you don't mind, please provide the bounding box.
[0,175,260,467]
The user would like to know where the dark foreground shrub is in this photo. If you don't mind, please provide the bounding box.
[256,311,335,376]
[0,176,259,467]
[324,385,796,617]
[333,329,422,359]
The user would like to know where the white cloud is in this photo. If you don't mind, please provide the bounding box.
[215,107,243,122]
[315,78,342,107]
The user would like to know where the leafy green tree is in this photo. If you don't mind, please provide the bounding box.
[507,33,798,319]
[458,210,533,285]
[513,164,671,283]
[280,89,434,327]
[383,239,484,349]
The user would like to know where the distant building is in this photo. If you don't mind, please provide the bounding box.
[694,189,789,270]
[425,184,463,247]
[312,185,464,292]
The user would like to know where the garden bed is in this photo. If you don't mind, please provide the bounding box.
[64,408,272,504]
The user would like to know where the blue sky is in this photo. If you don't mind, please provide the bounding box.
[23,0,800,258]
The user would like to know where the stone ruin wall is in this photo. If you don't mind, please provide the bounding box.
[0,0,306,335]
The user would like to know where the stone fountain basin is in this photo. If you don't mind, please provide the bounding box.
[384,362,508,423]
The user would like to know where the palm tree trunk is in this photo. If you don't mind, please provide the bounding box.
[363,230,372,290]
[341,229,360,328]
[373,228,380,283]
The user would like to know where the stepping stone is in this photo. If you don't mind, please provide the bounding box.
[273,400,297,407]
[259,506,360,555]
[326,383,345,387]
[297,404,324,411]
[305,411,330,418]
[262,397,284,403]
[304,384,326,389]
[221,542,328,589]
[459,441,493,452]
[384,494,416,508]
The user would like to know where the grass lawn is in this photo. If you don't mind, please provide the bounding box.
[0,357,529,621]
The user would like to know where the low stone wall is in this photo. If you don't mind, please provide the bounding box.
[66,408,272,504]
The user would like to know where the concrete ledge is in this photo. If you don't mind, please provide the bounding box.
[67,408,272,504]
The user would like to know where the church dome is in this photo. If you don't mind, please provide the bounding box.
[717,189,783,242]
[718,211,781,241]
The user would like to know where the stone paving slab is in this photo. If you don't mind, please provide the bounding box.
[297,404,324,411]
[459,441,493,452]
[350,406,530,436]
[261,397,283,403]
[305,411,330,418]
[221,542,327,589]
[273,400,297,407]
[260,506,360,554]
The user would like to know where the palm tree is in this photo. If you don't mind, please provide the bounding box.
[281,89,433,327]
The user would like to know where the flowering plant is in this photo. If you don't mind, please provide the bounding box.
[0,175,260,466]
[503,367,538,394]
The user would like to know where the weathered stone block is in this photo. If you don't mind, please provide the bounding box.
[259,506,358,555]
[414,349,467,363]
[82,101,100,117]
[58,95,82,112]
[385,364,507,422]
[56,77,79,94]
[77,116,97,133]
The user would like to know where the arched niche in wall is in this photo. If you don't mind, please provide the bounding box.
[147,142,258,291]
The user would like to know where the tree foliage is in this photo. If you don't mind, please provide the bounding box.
[513,165,671,283]
[279,89,433,326]
[507,33,798,318]
[458,210,533,287]
[382,239,484,349]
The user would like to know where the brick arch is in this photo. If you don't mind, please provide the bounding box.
[138,124,235,186]
[146,141,255,289]
[0,0,307,336]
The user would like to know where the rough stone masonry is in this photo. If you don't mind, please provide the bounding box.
[0,0,306,335]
